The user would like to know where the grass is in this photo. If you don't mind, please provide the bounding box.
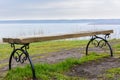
[0,40,88,80]
[1,39,120,80]
[3,53,108,80]
[111,39,120,57]
[104,68,120,80]
[28,40,88,55]
[0,40,87,68]
[0,44,12,60]
[0,40,87,60]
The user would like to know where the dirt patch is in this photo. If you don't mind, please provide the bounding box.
[66,57,120,80]
[32,48,85,64]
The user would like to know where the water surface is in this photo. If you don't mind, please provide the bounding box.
[0,23,119,40]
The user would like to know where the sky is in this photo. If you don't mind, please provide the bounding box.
[0,0,120,20]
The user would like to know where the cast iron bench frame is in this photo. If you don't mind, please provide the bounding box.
[3,30,113,80]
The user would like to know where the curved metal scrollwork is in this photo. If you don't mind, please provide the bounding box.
[9,43,36,80]
[91,38,106,48]
[13,49,27,63]
[86,34,113,56]
[10,44,28,64]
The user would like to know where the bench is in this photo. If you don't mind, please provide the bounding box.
[3,30,113,80]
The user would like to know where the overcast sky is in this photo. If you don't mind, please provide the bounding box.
[0,0,120,20]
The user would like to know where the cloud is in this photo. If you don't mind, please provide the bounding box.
[0,0,120,19]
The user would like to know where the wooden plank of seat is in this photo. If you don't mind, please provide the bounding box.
[3,30,113,44]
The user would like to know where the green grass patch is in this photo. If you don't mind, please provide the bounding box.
[0,40,87,60]
[4,53,108,80]
[104,68,120,79]
[0,44,11,60]
[28,40,88,55]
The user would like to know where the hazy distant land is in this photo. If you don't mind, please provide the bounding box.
[0,19,120,25]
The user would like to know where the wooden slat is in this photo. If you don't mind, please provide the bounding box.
[3,30,113,44]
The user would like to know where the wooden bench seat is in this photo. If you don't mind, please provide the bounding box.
[3,30,113,44]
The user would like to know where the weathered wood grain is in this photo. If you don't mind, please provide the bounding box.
[3,30,113,44]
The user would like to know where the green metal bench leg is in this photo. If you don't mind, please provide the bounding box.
[86,34,113,57]
[9,43,37,80]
